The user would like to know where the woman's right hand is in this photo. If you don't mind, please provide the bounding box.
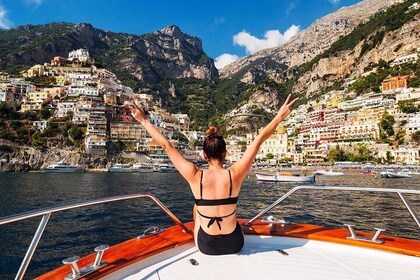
[276,94,299,121]
[126,100,147,123]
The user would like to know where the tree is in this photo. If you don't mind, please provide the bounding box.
[349,143,373,162]
[380,113,395,137]
[412,131,420,145]
[68,125,84,141]
[266,153,274,159]
[328,145,348,162]
[385,151,394,164]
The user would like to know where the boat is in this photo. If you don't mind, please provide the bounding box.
[380,169,411,179]
[256,173,315,182]
[131,163,155,173]
[108,164,133,173]
[158,163,177,173]
[1,185,419,279]
[43,161,84,173]
[314,169,344,176]
[360,169,376,174]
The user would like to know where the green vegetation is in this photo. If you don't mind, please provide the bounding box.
[327,145,348,162]
[328,143,374,163]
[68,125,84,141]
[349,58,420,94]
[26,76,57,87]
[380,112,395,138]
[107,140,127,155]
[398,100,420,114]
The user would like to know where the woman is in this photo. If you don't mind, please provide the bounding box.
[127,94,298,255]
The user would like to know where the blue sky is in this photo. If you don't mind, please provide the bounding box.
[0,0,361,68]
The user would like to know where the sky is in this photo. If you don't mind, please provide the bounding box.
[0,0,362,69]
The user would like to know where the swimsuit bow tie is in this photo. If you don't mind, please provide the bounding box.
[207,217,224,230]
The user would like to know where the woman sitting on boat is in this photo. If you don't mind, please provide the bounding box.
[127,94,298,255]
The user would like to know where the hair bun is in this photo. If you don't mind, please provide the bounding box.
[206,125,219,137]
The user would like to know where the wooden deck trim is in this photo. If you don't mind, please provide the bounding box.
[36,219,420,279]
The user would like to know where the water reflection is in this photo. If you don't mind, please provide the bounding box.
[0,172,419,278]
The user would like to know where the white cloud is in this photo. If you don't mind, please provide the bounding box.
[0,6,12,29]
[26,0,44,6]
[233,25,300,55]
[328,0,340,4]
[214,53,240,69]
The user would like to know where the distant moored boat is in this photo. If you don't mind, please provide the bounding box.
[256,173,315,182]
[43,162,84,173]
[108,164,133,173]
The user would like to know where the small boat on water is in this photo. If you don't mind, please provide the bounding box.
[314,169,344,176]
[131,163,155,173]
[256,173,315,182]
[380,169,411,179]
[43,162,84,173]
[2,185,420,279]
[108,164,133,173]
[158,163,177,173]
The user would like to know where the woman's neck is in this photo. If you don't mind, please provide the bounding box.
[208,159,223,170]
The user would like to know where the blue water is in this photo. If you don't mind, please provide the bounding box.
[0,172,419,279]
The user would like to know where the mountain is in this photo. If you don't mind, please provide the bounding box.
[0,23,218,85]
[219,0,409,86]
[219,0,420,131]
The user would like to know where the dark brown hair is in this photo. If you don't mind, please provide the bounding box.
[203,125,226,161]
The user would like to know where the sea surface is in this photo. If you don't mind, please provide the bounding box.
[0,171,419,279]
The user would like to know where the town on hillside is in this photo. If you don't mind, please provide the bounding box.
[0,48,419,169]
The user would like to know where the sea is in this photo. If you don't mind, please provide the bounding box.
[0,171,419,279]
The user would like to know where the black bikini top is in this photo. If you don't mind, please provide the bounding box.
[195,169,238,230]
[194,169,238,206]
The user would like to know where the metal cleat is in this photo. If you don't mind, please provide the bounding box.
[62,256,81,280]
[93,244,109,268]
[371,228,385,243]
[344,224,385,244]
[138,226,164,239]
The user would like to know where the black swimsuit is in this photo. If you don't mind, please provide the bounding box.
[195,170,244,255]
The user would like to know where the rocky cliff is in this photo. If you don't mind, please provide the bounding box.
[219,0,405,84]
[0,23,218,84]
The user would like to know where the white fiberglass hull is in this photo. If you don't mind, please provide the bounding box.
[103,235,420,280]
[43,168,84,173]
[256,173,315,182]
[108,168,133,173]
[131,168,155,173]
[314,170,344,176]
[380,172,411,178]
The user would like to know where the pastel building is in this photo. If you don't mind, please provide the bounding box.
[55,102,76,118]
[257,125,288,160]
[381,76,409,92]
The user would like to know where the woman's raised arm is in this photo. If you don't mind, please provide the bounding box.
[230,94,298,182]
[127,101,198,183]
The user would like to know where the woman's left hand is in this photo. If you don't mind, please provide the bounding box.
[126,100,147,123]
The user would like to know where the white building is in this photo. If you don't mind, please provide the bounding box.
[377,147,419,165]
[55,102,76,118]
[33,121,48,132]
[405,114,420,138]
[68,86,99,97]
[68,49,91,62]
[390,53,418,67]
[396,88,420,102]
[174,114,190,131]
